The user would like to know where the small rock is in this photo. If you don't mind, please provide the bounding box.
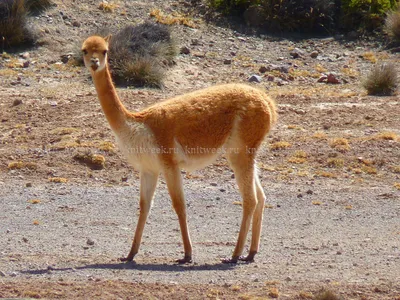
[290,48,305,59]
[327,73,340,84]
[223,59,232,65]
[0,270,6,277]
[285,276,292,282]
[317,75,328,83]
[23,61,30,68]
[26,182,32,187]
[306,189,313,195]
[12,99,23,106]
[219,188,226,192]
[310,51,319,58]
[86,238,95,246]
[72,20,81,27]
[180,46,190,55]
[297,194,303,198]
[10,272,17,277]
[50,101,58,106]
[20,52,30,59]
[210,182,218,186]
[191,38,201,45]
[267,75,274,82]
[248,74,262,83]
[22,237,28,243]
[259,66,268,73]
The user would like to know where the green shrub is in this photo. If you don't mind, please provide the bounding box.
[341,0,398,31]
[207,0,399,33]
[107,22,177,87]
[363,63,398,96]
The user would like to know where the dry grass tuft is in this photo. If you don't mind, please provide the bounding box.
[313,131,327,140]
[98,1,118,13]
[299,290,313,299]
[362,52,377,63]
[329,138,350,152]
[50,127,79,135]
[315,170,337,178]
[314,289,342,300]
[312,201,322,205]
[372,131,399,141]
[361,165,377,175]
[150,8,196,28]
[385,8,400,43]
[288,150,307,164]
[268,287,279,298]
[391,166,400,174]
[28,199,41,204]
[326,158,344,168]
[363,63,398,96]
[394,182,400,190]
[270,141,291,150]
[108,22,177,87]
[48,177,68,183]
[0,0,35,48]
[74,152,105,170]
[8,161,37,170]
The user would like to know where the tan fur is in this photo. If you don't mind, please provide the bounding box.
[82,36,277,263]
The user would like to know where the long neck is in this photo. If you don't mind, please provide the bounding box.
[92,66,128,131]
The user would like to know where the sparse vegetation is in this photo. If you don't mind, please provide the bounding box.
[385,6,400,43]
[208,0,398,33]
[107,22,177,87]
[48,177,68,183]
[329,138,351,152]
[270,141,291,150]
[8,161,37,170]
[0,0,33,49]
[150,8,196,28]
[313,288,342,300]
[98,1,118,13]
[363,63,398,96]
[74,152,106,170]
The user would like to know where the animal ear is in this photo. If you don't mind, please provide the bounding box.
[104,34,112,44]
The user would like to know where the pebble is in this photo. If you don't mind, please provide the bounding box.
[26,182,32,187]
[248,74,262,83]
[86,238,95,246]
[72,21,81,27]
[180,46,190,55]
[210,182,218,186]
[289,48,305,58]
[259,66,268,73]
[310,51,319,58]
[0,271,5,277]
[12,99,23,106]
[22,237,28,243]
[223,59,232,65]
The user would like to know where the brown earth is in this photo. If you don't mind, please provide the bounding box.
[0,1,399,299]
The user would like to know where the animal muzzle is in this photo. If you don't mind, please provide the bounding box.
[90,58,100,71]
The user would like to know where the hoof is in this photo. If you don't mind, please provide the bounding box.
[176,255,192,264]
[221,256,239,264]
[238,255,255,263]
[120,255,134,262]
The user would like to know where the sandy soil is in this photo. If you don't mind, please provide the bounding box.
[0,0,399,299]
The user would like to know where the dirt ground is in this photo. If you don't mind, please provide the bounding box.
[0,0,399,299]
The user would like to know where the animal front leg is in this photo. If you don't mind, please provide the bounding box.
[163,167,193,264]
[121,171,158,262]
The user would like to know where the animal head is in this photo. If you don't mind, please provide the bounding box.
[81,35,111,73]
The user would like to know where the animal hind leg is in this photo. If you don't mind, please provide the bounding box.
[163,166,193,264]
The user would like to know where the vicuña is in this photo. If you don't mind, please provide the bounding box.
[82,35,277,263]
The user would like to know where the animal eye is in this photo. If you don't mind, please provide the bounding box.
[82,49,88,55]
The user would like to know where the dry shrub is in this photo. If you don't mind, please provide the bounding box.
[98,1,118,13]
[108,22,177,87]
[0,0,34,48]
[329,138,350,152]
[8,161,37,170]
[26,0,52,14]
[363,63,398,96]
[48,177,68,183]
[385,8,400,43]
